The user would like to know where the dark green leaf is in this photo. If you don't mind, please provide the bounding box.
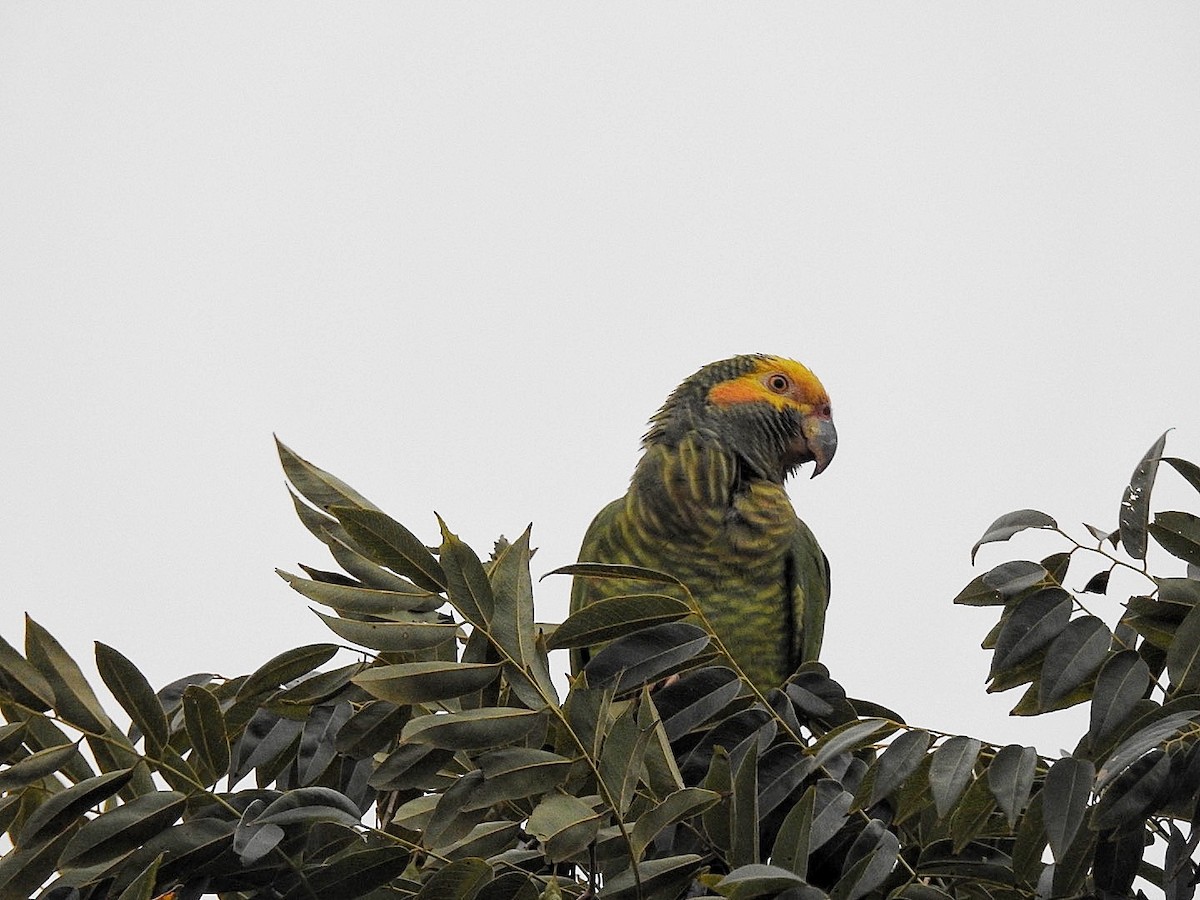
[0,826,79,900]
[987,744,1038,829]
[982,561,1049,598]
[525,792,603,862]
[730,740,759,868]
[60,791,187,867]
[313,611,457,652]
[335,700,409,759]
[354,661,502,704]
[16,768,134,847]
[630,787,721,860]
[952,573,1004,607]
[182,684,230,783]
[990,588,1072,675]
[414,857,492,899]
[1093,819,1145,897]
[599,699,655,817]
[1042,756,1093,863]
[463,748,574,811]
[25,616,112,734]
[1092,749,1171,830]
[547,594,692,651]
[1096,711,1196,790]
[584,622,710,694]
[811,718,894,770]
[714,864,811,899]
[1167,599,1200,694]
[657,666,745,741]
[1120,431,1169,560]
[96,642,169,755]
[114,852,163,900]
[277,569,443,615]
[948,777,996,852]
[860,729,931,809]
[0,740,81,791]
[971,510,1057,563]
[333,505,446,593]
[928,736,981,817]
[276,438,382,513]
[234,644,340,708]
[1083,570,1112,594]
[256,786,363,826]
[1151,511,1200,568]
[402,708,545,751]
[438,517,495,627]
[1090,650,1152,742]
[369,743,454,791]
[1039,615,1111,704]
[830,820,900,900]
[0,633,55,710]
[545,561,686,588]
[488,527,556,704]
[601,854,705,900]
[758,743,817,820]
[304,845,412,899]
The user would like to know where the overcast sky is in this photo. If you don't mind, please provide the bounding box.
[2,4,1198,758]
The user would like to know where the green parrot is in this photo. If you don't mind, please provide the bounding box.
[571,354,836,692]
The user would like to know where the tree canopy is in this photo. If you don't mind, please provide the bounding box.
[1,434,1199,899]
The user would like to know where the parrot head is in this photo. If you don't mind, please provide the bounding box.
[644,354,836,484]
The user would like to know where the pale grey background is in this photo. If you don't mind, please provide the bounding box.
[3,5,1198,760]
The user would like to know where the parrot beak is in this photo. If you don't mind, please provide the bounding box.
[801,415,837,478]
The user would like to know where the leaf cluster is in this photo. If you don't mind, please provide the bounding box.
[0,436,1197,899]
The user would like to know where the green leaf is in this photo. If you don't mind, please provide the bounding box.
[268,662,364,712]
[313,610,458,652]
[60,791,188,867]
[987,744,1038,829]
[16,768,134,848]
[463,748,574,811]
[402,708,546,751]
[0,633,55,710]
[545,561,686,588]
[630,787,721,860]
[1096,710,1196,790]
[982,560,1050,598]
[488,527,556,704]
[277,569,444,615]
[234,643,340,708]
[1042,756,1093,863]
[414,857,493,900]
[525,792,603,863]
[256,786,363,826]
[599,698,655,817]
[335,700,409,758]
[971,509,1057,562]
[354,661,502,705]
[333,505,446,593]
[114,852,164,900]
[657,666,745,741]
[0,740,82,791]
[730,741,759,868]
[584,622,711,694]
[758,742,817,820]
[990,588,1072,675]
[1163,455,1200,495]
[547,594,692,651]
[1038,615,1111,705]
[602,854,705,900]
[182,684,230,783]
[948,776,996,852]
[928,736,980,818]
[0,826,79,900]
[1120,431,1169,560]
[1150,510,1200,567]
[1167,595,1200,694]
[95,642,169,755]
[714,863,814,899]
[830,819,900,900]
[1089,650,1151,742]
[811,718,894,770]
[859,729,931,809]
[438,517,495,627]
[276,437,382,512]
[304,845,412,899]
[25,616,113,734]
[1091,749,1171,830]
[952,573,1005,607]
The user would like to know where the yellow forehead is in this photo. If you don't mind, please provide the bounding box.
[707,356,828,410]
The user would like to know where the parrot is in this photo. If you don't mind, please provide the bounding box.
[570,354,835,692]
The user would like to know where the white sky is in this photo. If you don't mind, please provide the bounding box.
[3,4,1199,759]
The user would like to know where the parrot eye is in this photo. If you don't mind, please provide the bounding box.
[767,374,790,393]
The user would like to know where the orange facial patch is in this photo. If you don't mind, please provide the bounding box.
[707,356,828,412]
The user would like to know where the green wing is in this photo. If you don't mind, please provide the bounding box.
[789,516,830,668]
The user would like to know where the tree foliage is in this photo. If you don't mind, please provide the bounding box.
[2,434,1199,899]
